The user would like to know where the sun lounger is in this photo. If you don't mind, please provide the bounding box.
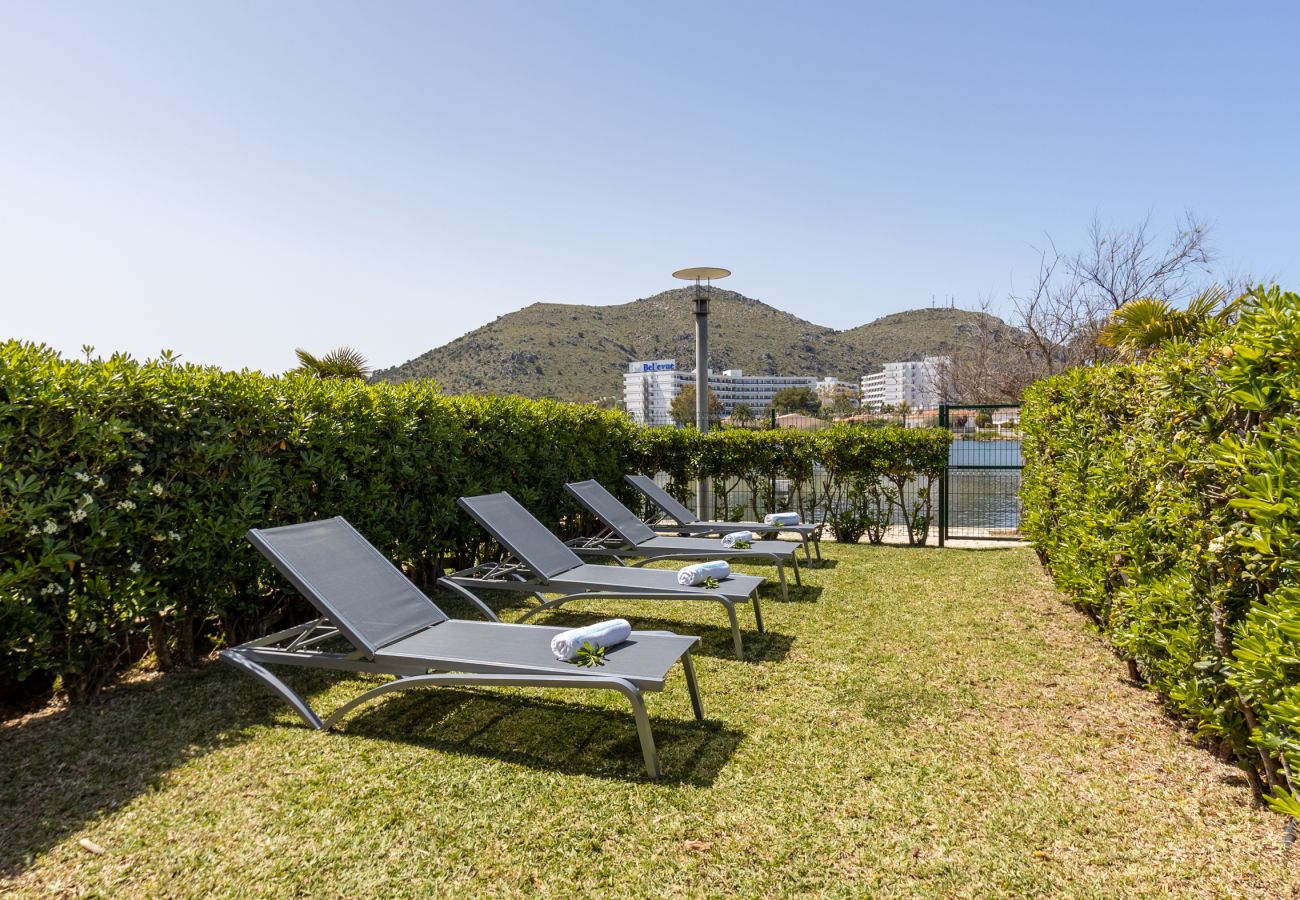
[439,492,766,659]
[563,480,802,601]
[221,516,705,778]
[625,473,823,561]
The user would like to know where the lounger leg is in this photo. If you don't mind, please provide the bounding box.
[792,555,802,587]
[752,593,765,634]
[435,578,503,622]
[515,595,576,622]
[318,672,664,779]
[623,685,661,779]
[220,650,324,730]
[680,651,705,721]
[776,561,789,602]
[717,598,744,660]
[814,534,822,561]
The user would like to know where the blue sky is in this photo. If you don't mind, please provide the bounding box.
[2,1,1296,373]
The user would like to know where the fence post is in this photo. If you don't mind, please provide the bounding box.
[938,404,949,548]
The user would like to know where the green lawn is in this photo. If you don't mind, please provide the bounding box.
[2,545,1294,897]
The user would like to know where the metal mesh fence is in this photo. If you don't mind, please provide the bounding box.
[632,407,1023,545]
[938,405,1022,542]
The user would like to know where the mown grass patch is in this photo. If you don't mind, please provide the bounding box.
[2,545,1294,897]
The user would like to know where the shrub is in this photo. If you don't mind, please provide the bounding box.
[1021,285,1300,814]
[0,343,952,702]
[0,345,636,699]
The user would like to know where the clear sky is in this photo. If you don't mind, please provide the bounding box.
[2,1,1296,373]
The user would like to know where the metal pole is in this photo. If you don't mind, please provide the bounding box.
[672,267,729,523]
[695,286,710,520]
[937,403,948,548]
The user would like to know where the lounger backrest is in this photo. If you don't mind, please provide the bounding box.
[625,473,700,525]
[457,493,585,580]
[247,517,447,656]
[565,480,660,545]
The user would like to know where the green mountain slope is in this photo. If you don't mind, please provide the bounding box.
[372,288,1010,401]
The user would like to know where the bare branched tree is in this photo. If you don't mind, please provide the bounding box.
[1072,212,1212,313]
[939,213,1217,403]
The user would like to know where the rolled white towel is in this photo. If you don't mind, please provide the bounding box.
[677,560,731,586]
[763,512,802,526]
[550,618,632,661]
[721,530,755,549]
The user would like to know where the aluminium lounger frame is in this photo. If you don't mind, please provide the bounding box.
[221,517,705,778]
[625,473,824,562]
[563,480,802,601]
[439,492,766,659]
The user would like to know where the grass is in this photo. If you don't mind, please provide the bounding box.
[2,545,1295,897]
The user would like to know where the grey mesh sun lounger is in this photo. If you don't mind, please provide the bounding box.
[563,480,802,601]
[626,473,823,561]
[439,492,766,659]
[221,516,705,778]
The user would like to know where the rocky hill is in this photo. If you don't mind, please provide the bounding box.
[372,288,1010,401]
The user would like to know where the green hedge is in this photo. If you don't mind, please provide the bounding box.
[0,344,638,699]
[1021,285,1300,817]
[635,425,951,544]
[1,341,950,702]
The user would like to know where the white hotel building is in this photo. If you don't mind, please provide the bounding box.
[860,356,949,411]
[623,359,818,426]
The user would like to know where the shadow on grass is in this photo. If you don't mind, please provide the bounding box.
[517,609,795,662]
[0,663,277,878]
[339,686,744,786]
[0,659,746,876]
[767,584,823,603]
[801,558,838,570]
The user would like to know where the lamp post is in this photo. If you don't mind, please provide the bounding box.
[671,266,731,520]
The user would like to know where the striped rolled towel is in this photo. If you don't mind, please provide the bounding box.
[677,560,731,586]
[763,512,802,526]
[721,530,754,548]
[550,619,633,661]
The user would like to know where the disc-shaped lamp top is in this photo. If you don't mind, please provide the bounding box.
[672,267,731,281]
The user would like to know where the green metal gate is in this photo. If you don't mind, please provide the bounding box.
[937,404,1023,546]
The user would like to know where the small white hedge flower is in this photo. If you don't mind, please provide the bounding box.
[117,500,136,511]
[70,509,87,523]
[150,483,164,496]
[168,531,181,541]
[74,471,91,483]
[129,463,144,476]
[43,519,60,534]
[129,562,142,574]
[40,583,64,596]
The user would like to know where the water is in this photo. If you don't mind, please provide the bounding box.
[947,439,1022,532]
[949,439,1023,468]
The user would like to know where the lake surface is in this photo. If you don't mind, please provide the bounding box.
[946,439,1022,532]
[949,438,1023,468]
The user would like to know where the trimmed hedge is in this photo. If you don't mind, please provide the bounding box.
[0,341,950,701]
[635,424,951,544]
[1021,285,1300,817]
[0,344,638,699]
